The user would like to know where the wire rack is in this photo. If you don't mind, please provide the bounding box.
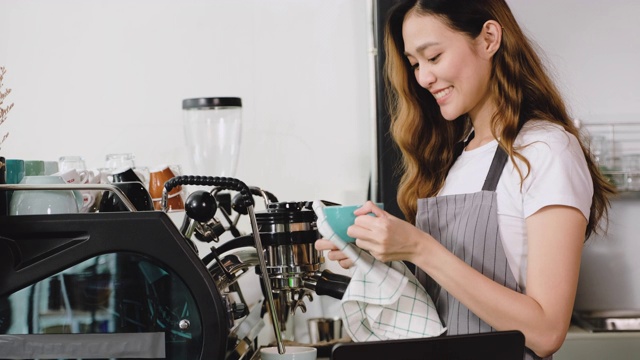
[581,122,640,192]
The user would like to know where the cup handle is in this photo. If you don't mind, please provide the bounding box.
[77,170,95,184]
[81,192,95,213]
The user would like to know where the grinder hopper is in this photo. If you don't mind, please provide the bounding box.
[182,97,242,176]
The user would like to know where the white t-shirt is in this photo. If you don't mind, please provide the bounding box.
[438,120,593,290]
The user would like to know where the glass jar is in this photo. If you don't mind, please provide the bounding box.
[182,97,242,177]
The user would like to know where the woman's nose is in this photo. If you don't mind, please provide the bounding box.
[416,67,436,89]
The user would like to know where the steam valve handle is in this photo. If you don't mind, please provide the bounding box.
[185,190,217,223]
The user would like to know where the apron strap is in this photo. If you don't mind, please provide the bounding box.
[453,131,475,162]
[481,145,509,191]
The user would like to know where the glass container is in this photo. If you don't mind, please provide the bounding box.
[182,97,242,177]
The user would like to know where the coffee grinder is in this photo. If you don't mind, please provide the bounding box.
[182,97,243,178]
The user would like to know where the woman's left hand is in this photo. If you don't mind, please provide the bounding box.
[348,201,427,263]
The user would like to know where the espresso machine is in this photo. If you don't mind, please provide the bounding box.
[0,96,350,359]
[163,175,349,358]
[0,176,350,360]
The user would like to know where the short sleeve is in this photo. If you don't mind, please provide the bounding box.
[518,124,593,220]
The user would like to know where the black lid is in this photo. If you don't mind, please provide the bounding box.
[182,97,242,109]
[255,201,317,225]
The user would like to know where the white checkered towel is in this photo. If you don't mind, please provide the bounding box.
[312,200,446,341]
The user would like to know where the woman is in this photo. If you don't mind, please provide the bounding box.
[316,0,614,358]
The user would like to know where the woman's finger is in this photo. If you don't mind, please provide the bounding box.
[326,249,349,262]
[338,258,354,269]
[315,238,338,251]
[354,200,385,217]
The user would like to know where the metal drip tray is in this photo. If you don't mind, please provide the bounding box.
[573,310,640,332]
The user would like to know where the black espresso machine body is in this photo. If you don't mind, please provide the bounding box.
[0,211,229,359]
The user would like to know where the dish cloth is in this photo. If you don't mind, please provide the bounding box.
[312,200,446,342]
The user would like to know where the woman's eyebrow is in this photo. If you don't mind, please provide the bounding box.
[404,41,439,57]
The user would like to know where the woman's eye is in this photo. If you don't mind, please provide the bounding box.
[428,54,441,63]
[411,63,419,70]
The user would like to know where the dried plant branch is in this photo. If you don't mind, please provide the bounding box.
[0,66,13,151]
[0,103,13,126]
[0,132,8,149]
[0,88,11,106]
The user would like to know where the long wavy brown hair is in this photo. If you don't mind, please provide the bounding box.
[384,0,614,238]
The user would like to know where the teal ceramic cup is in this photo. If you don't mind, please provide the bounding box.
[322,202,384,243]
[43,161,59,175]
[6,159,25,185]
[24,160,45,176]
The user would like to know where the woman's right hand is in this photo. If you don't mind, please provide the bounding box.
[315,239,354,269]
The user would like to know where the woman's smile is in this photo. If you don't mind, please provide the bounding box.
[432,86,453,103]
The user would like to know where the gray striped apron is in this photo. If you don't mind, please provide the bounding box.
[415,146,550,360]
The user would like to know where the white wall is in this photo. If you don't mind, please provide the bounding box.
[3,0,640,202]
[0,0,374,206]
[507,0,640,123]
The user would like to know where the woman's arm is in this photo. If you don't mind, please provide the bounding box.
[351,202,585,358]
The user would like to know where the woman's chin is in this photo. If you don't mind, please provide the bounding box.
[439,109,461,121]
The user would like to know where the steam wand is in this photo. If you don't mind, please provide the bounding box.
[247,204,285,354]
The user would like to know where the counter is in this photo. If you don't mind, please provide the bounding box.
[555,325,640,359]
[253,327,640,359]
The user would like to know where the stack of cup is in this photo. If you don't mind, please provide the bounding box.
[148,164,184,211]
[4,159,25,210]
[10,175,80,215]
[56,156,99,212]
[99,167,153,212]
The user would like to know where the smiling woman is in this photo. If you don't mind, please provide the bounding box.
[317,0,616,359]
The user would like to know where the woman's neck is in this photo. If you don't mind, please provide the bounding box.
[466,97,498,150]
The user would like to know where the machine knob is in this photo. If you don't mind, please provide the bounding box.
[185,190,218,222]
[231,192,249,215]
[179,319,191,330]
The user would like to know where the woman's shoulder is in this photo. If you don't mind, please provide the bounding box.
[515,119,579,153]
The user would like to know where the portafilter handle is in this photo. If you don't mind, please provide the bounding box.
[303,270,351,300]
[162,175,286,355]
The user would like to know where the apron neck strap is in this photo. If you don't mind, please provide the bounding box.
[453,131,475,161]
[453,131,510,192]
[482,145,509,191]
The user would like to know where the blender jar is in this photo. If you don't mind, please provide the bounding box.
[182,97,242,177]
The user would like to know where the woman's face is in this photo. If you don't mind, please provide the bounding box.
[402,11,494,121]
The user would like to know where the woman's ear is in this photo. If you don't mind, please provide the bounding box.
[479,20,502,58]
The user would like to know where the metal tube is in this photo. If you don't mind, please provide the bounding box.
[247,205,285,354]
